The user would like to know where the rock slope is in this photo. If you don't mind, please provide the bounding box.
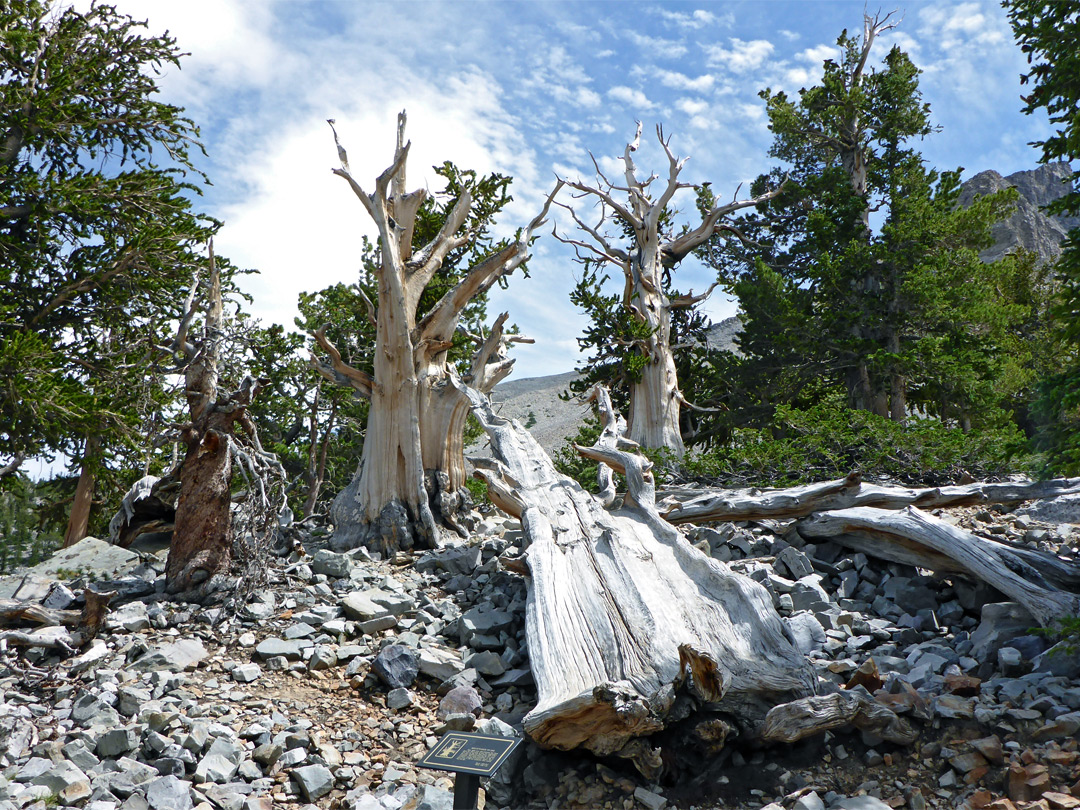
[2,492,1080,810]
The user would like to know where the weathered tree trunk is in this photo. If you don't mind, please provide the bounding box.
[62,436,99,547]
[798,506,1080,626]
[463,382,817,777]
[315,114,560,555]
[559,123,784,456]
[165,247,275,599]
[662,472,1080,525]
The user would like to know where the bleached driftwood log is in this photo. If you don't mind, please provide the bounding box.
[663,472,1080,525]
[463,382,815,776]
[798,506,1080,626]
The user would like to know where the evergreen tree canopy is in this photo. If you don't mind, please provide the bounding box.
[1006,0,1080,474]
[702,22,1033,437]
[0,0,220,483]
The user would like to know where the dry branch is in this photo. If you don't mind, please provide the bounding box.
[798,506,1080,626]
[663,473,1080,525]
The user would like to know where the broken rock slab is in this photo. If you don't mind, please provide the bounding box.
[129,638,208,673]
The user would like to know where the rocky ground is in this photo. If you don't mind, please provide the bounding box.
[2,491,1080,810]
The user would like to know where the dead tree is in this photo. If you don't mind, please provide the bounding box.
[165,246,283,599]
[462,381,821,777]
[557,123,783,455]
[314,112,560,554]
[662,472,1080,525]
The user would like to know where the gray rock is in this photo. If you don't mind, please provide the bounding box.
[194,738,244,784]
[959,163,1078,265]
[310,549,352,578]
[72,694,121,728]
[464,650,505,676]
[283,622,316,639]
[16,758,53,782]
[785,612,827,654]
[130,638,208,673]
[776,547,814,580]
[1035,641,1080,678]
[790,575,831,611]
[340,592,390,622]
[634,786,667,810]
[231,663,262,683]
[407,785,454,810]
[63,739,101,771]
[291,764,334,801]
[373,644,419,689]
[97,727,139,757]
[359,615,398,634]
[387,687,415,709]
[255,638,304,661]
[458,606,514,643]
[439,685,482,719]
[793,792,826,810]
[43,581,78,610]
[418,646,464,681]
[308,645,338,671]
[364,587,415,616]
[836,797,892,810]
[30,760,91,802]
[111,602,150,632]
[145,775,193,810]
[970,602,1038,660]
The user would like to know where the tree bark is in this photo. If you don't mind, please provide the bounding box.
[62,435,100,548]
[462,382,816,777]
[165,246,273,599]
[318,113,560,554]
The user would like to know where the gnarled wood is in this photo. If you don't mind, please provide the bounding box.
[322,112,562,554]
[557,123,784,455]
[663,473,1080,525]
[798,506,1080,626]
[761,689,917,746]
[461,381,814,777]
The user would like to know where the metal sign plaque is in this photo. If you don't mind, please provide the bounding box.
[417,732,521,777]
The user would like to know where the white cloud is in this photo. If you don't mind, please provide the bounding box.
[607,86,657,110]
[799,44,841,65]
[656,8,732,29]
[626,32,690,59]
[779,29,801,42]
[705,38,775,73]
[677,98,709,116]
[656,69,715,92]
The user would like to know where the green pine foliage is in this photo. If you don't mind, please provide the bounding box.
[1006,0,1080,475]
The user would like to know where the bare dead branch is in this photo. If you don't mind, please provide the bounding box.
[309,325,375,398]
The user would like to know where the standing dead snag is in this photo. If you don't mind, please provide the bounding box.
[461,380,816,777]
[165,245,283,600]
[314,112,561,554]
[558,123,783,455]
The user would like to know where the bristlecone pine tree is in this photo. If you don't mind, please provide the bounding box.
[315,112,560,554]
[558,123,783,455]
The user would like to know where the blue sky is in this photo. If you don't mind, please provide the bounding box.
[113,0,1053,379]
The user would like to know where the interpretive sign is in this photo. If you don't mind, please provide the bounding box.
[417,732,522,809]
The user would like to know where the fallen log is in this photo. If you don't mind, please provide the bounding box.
[798,506,1080,626]
[0,589,115,648]
[462,381,817,776]
[760,688,917,745]
[662,473,1080,526]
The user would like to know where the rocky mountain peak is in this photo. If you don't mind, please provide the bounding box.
[958,162,1077,264]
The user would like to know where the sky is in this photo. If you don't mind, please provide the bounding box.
[108,0,1054,381]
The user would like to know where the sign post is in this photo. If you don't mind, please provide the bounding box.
[417,732,522,810]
